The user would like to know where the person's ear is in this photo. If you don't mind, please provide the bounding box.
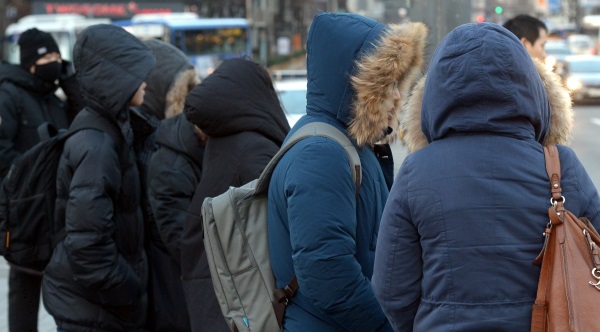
[520,37,531,48]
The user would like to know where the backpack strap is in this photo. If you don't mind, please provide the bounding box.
[255,122,361,196]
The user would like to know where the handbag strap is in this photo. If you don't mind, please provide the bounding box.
[531,145,563,332]
[544,145,563,206]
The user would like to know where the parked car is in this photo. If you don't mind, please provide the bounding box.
[567,34,594,55]
[561,55,600,103]
[274,78,307,127]
[545,40,572,72]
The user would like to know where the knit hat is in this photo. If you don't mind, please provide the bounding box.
[18,28,60,69]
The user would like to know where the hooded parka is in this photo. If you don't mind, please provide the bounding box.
[372,23,600,331]
[181,58,290,332]
[0,62,69,178]
[41,24,155,331]
[266,12,427,331]
[139,39,199,332]
[147,114,204,332]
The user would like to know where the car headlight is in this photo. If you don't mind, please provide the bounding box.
[566,77,583,91]
[545,56,557,70]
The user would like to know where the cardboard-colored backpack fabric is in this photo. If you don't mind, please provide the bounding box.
[531,145,600,331]
[201,122,361,332]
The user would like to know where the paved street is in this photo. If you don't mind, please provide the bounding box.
[0,258,56,331]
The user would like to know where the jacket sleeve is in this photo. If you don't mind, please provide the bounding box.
[147,152,199,266]
[558,145,600,228]
[372,162,421,331]
[0,89,23,177]
[284,140,390,332]
[63,130,141,306]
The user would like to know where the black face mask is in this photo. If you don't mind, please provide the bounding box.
[34,61,61,84]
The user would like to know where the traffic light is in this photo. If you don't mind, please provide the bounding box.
[495,6,503,14]
[476,15,485,23]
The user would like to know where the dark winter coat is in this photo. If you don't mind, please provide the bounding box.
[0,62,69,178]
[137,39,199,332]
[182,58,290,332]
[373,23,600,331]
[147,113,204,332]
[266,13,427,332]
[41,24,155,331]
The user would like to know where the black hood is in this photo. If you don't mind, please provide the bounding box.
[0,61,58,95]
[184,58,290,145]
[155,113,205,167]
[73,24,155,121]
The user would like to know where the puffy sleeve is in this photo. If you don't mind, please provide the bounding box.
[147,152,199,266]
[372,160,422,331]
[284,139,390,331]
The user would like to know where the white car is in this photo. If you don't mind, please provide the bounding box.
[567,34,593,55]
[274,78,307,127]
[561,55,600,103]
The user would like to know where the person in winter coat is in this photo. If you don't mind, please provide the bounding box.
[130,39,199,174]
[372,22,600,331]
[502,14,548,61]
[41,24,155,331]
[181,57,290,332]
[136,39,200,332]
[146,114,205,332]
[266,12,427,331]
[0,27,82,332]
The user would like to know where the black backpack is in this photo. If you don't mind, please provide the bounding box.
[0,110,124,275]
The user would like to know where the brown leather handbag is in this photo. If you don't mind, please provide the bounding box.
[531,145,600,332]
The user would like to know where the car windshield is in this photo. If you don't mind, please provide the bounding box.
[278,89,307,115]
[569,60,600,73]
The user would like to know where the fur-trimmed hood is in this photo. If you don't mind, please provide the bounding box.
[139,39,199,120]
[349,22,428,147]
[400,23,573,153]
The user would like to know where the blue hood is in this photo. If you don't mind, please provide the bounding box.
[421,23,551,144]
[305,12,387,125]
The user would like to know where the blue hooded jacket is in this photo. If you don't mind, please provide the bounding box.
[373,23,600,331]
[267,12,393,331]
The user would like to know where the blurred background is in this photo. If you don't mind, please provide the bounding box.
[1,0,600,69]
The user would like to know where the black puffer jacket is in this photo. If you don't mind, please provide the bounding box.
[41,24,155,331]
[0,62,69,178]
[146,113,204,331]
[181,58,290,332]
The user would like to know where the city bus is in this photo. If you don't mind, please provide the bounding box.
[130,13,252,78]
[3,14,110,64]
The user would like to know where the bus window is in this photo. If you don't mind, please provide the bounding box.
[129,15,252,78]
[183,28,247,56]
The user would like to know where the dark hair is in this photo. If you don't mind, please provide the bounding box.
[502,14,548,45]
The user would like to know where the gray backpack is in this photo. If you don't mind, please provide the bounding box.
[201,122,361,332]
